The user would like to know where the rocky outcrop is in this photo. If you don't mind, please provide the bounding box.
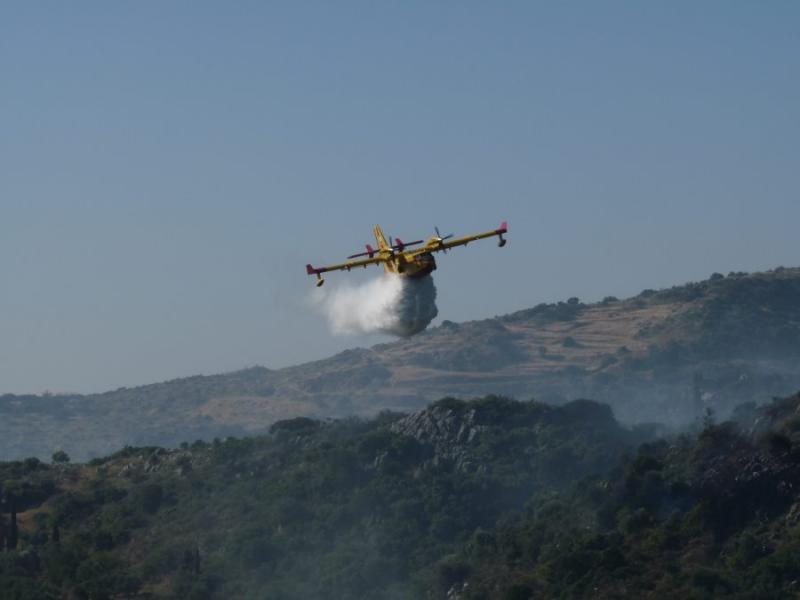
[389,396,634,480]
[391,404,488,472]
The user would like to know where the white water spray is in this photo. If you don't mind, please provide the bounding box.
[312,275,438,337]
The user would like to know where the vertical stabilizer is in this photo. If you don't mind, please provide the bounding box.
[373,225,390,251]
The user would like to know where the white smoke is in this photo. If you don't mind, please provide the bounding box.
[311,274,438,337]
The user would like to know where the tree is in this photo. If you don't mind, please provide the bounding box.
[139,483,163,514]
[51,450,70,464]
[8,496,18,551]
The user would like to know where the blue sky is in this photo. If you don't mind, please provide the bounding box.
[1,2,798,393]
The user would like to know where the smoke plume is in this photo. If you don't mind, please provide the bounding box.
[312,274,438,337]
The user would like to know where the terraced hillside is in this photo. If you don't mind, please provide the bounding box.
[2,267,800,460]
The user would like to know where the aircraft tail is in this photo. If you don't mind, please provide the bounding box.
[373,225,390,251]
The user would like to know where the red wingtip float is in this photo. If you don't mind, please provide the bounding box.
[306,264,324,286]
[305,221,508,287]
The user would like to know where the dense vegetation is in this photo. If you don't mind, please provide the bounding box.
[0,396,644,599]
[447,394,800,599]
[3,392,800,599]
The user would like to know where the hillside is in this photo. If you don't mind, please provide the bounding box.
[0,396,653,599]
[4,394,800,599]
[3,267,800,461]
[452,392,800,599]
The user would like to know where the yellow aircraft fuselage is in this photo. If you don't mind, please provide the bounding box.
[385,251,437,278]
[372,225,437,279]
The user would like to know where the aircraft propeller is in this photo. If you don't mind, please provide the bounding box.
[434,226,454,241]
[347,243,377,259]
[391,237,424,252]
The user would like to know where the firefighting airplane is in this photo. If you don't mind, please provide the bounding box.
[306,221,507,286]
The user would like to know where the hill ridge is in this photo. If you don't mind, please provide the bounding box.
[2,266,800,460]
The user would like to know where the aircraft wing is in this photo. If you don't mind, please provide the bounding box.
[411,221,508,255]
[306,255,385,277]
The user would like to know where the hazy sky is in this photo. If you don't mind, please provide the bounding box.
[1,2,798,394]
